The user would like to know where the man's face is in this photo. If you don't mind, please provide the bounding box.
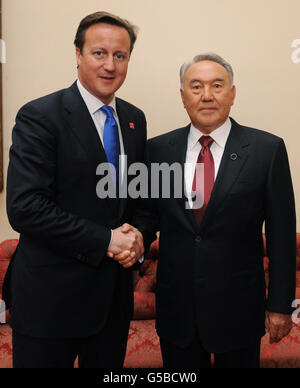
[181,60,236,133]
[76,23,131,104]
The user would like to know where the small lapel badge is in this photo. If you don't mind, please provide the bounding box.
[129,122,135,129]
[230,153,238,161]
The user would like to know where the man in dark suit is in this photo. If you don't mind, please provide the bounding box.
[3,12,145,368]
[123,53,297,368]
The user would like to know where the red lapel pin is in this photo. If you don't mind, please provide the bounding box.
[129,122,135,129]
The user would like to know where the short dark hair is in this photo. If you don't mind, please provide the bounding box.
[74,11,138,54]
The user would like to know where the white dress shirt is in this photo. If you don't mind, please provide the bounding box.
[77,79,121,143]
[76,80,126,182]
[185,118,232,208]
[77,80,143,262]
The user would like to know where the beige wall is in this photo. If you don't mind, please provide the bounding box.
[1,0,300,241]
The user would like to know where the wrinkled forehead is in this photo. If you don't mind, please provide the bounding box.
[185,60,231,84]
[83,23,131,52]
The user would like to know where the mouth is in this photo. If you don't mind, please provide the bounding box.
[99,76,115,82]
[200,107,217,111]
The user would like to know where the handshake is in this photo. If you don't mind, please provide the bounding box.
[107,224,144,269]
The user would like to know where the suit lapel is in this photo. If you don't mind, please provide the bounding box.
[63,88,140,219]
[116,98,137,218]
[199,118,250,231]
[166,126,199,234]
[63,82,107,167]
[62,83,116,213]
[170,118,250,233]
[116,99,136,167]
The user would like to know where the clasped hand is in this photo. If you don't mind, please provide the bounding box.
[107,224,144,268]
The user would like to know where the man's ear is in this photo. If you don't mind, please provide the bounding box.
[231,85,237,106]
[180,89,186,109]
[76,47,81,68]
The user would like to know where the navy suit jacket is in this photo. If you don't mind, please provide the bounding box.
[136,118,297,353]
[3,82,147,338]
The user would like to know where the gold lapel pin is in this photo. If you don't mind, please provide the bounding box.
[230,153,238,161]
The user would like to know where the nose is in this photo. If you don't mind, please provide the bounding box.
[103,55,116,72]
[201,86,214,101]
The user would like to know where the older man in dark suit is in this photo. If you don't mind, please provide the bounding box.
[122,53,296,368]
[3,11,145,368]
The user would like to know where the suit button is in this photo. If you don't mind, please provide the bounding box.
[75,253,86,262]
[195,236,202,243]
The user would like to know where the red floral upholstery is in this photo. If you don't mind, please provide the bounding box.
[124,320,161,368]
[0,240,18,300]
[260,324,300,368]
[1,236,300,368]
[0,239,18,368]
[133,239,158,320]
[0,240,18,326]
[263,234,300,288]
[124,239,161,367]
[0,325,12,368]
[125,234,300,368]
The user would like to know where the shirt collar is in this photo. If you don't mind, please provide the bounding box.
[189,118,232,150]
[76,79,117,115]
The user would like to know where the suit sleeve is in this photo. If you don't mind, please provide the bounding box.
[132,140,159,254]
[265,138,297,314]
[7,102,111,267]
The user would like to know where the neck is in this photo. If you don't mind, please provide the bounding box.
[193,118,229,134]
[77,77,115,105]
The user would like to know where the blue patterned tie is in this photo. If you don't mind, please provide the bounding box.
[101,105,120,196]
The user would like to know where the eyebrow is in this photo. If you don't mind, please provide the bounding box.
[91,47,128,54]
[190,78,225,83]
[90,47,106,52]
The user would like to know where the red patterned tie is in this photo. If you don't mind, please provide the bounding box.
[192,136,215,226]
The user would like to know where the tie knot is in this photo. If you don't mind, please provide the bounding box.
[101,105,114,118]
[200,136,214,149]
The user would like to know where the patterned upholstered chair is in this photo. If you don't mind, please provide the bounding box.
[1,236,300,368]
[0,239,18,368]
[125,235,300,368]
[124,239,162,368]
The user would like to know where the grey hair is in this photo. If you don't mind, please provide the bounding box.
[180,52,234,89]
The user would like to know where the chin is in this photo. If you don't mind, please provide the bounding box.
[200,119,216,127]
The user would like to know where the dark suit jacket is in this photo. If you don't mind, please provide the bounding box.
[3,82,147,339]
[136,118,296,354]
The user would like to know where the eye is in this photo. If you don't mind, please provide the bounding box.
[95,51,104,57]
[214,84,222,89]
[192,85,201,90]
[114,53,126,61]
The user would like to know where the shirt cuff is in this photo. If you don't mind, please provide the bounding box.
[110,230,113,246]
